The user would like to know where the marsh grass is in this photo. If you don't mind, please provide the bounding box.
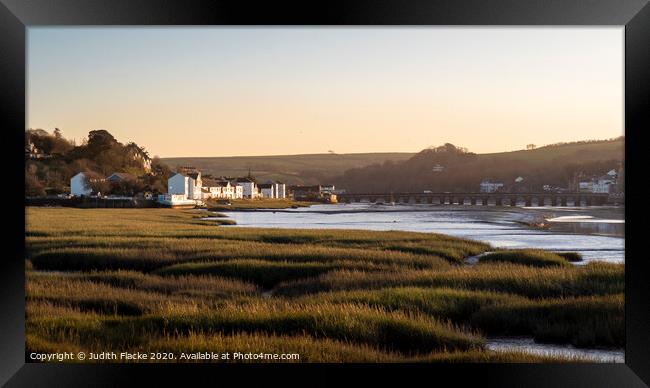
[275,262,623,299]
[74,270,259,296]
[27,301,483,355]
[154,259,387,288]
[556,252,583,262]
[24,207,624,362]
[479,250,572,267]
[472,294,624,347]
[148,333,584,363]
[27,272,208,316]
[29,239,452,272]
[296,287,623,347]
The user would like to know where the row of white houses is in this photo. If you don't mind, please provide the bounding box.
[166,170,286,202]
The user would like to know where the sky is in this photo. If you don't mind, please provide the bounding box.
[28,27,623,157]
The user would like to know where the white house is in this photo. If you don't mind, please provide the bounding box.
[259,183,275,198]
[202,179,244,199]
[236,178,259,199]
[592,174,616,194]
[70,172,104,197]
[168,171,202,200]
[579,172,616,194]
[274,182,286,199]
[480,180,504,193]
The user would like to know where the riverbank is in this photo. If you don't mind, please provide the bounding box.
[206,198,320,211]
[25,207,623,362]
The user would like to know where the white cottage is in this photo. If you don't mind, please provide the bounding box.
[259,183,275,198]
[70,172,104,197]
[236,178,259,199]
[168,171,202,200]
[202,179,244,199]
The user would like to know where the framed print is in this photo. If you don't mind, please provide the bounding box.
[1,0,649,386]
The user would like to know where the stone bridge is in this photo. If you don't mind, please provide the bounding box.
[336,192,610,207]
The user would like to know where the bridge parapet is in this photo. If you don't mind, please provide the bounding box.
[337,192,610,207]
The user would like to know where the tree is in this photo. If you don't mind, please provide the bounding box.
[526,144,536,150]
[25,171,46,197]
[87,129,119,157]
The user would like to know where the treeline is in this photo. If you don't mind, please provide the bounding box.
[534,136,624,150]
[334,141,624,193]
[25,129,172,197]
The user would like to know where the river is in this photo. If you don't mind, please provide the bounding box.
[215,203,625,264]
[208,203,625,362]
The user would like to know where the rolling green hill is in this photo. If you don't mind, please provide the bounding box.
[161,153,414,185]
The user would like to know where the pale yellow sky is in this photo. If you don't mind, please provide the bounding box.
[28,27,623,157]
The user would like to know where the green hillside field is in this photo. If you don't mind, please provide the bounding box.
[162,153,414,185]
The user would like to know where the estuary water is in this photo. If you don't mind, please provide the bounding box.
[486,337,624,363]
[215,203,625,264]
[207,203,625,362]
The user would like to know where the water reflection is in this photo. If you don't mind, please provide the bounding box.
[486,337,624,363]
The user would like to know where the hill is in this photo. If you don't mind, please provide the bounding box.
[479,138,623,165]
[25,129,172,196]
[334,138,624,193]
[162,138,623,190]
[161,153,414,185]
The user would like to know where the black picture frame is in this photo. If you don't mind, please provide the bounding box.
[2,1,648,386]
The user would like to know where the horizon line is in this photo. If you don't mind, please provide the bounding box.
[158,136,624,159]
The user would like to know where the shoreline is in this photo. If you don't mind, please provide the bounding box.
[211,202,625,238]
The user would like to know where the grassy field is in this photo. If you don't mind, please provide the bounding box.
[25,207,624,362]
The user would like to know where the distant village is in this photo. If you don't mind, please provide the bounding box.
[477,168,623,194]
[25,129,624,208]
[70,166,339,207]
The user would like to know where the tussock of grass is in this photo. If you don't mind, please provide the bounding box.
[155,259,385,288]
[149,332,398,362]
[300,287,623,348]
[27,301,484,355]
[300,287,524,321]
[556,252,583,262]
[26,272,244,316]
[275,262,624,299]
[29,241,451,272]
[479,250,571,267]
[149,333,584,363]
[76,270,259,297]
[472,294,624,347]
